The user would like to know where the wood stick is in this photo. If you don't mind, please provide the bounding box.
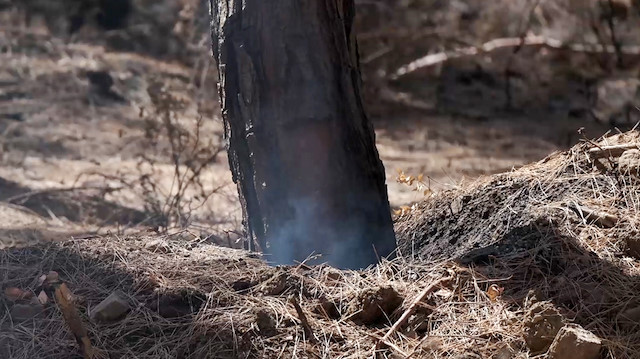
[374,276,453,351]
[570,204,619,228]
[587,143,640,158]
[392,35,640,79]
[367,333,409,357]
[54,283,94,359]
[290,296,315,342]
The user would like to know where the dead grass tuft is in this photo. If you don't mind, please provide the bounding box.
[1,131,640,358]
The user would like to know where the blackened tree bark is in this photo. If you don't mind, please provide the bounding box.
[209,0,396,269]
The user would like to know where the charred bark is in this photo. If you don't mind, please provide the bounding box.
[209,0,396,269]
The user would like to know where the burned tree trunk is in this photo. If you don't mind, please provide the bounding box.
[209,0,396,269]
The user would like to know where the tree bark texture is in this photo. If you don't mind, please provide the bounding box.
[209,0,396,269]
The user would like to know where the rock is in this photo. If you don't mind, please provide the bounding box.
[523,301,565,353]
[618,149,640,177]
[494,346,515,359]
[352,285,402,325]
[231,278,254,292]
[618,306,640,329]
[144,239,171,253]
[90,292,130,322]
[10,303,44,322]
[255,309,277,337]
[548,324,602,359]
[4,287,32,302]
[260,273,289,296]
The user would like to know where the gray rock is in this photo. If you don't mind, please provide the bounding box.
[523,301,565,353]
[90,292,130,322]
[619,149,640,178]
[549,324,602,359]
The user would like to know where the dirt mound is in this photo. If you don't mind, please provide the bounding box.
[396,131,640,262]
[1,133,639,358]
[395,130,640,357]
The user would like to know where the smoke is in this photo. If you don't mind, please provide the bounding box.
[265,197,388,269]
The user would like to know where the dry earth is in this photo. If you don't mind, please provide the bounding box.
[1,1,640,358]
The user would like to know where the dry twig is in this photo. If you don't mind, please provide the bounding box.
[290,296,315,342]
[393,35,640,79]
[374,276,453,351]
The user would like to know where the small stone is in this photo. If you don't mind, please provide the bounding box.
[619,149,640,177]
[144,239,171,253]
[90,292,130,322]
[523,301,565,353]
[494,345,515,359]
[548,324,602,359]
[10,303,44,321]
[45,271,60,284]
[4,287,31,302]
[260,273,289,296]
[231,278,254,292]
[255,309,277,337]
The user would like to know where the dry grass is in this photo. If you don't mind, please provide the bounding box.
[2,133,640,358]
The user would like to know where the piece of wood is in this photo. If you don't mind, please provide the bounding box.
[367,333,409,357]
[570,204,619,228]
[290,297,315,342]
[587,143,640,158]
[374,276,453,351]
[54,283,94,359]
[393,35,640,79]
[210,0,396,268]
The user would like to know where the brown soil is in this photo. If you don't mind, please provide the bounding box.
[1,1,640,358]
[1,133,639,358]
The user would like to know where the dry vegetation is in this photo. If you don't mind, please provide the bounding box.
[1,0,640,358]
[2,132,639,359]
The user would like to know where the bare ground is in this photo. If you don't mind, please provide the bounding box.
[1,2,640,358]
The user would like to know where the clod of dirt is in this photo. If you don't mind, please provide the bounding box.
[548,324,602,359]
[10,303,44,322]
[618,149,640,178]
[625,234,640,259]
[4,287,32,302]
[351,285,402,325]
[90,292,130,322]
[144,239,171,253]
[523,301,566,354]
[255,309,277,337]
[259,272,290,296]
[494,346,516,359]
[231,278,255,292]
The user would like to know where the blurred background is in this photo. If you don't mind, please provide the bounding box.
[0,0,639,246]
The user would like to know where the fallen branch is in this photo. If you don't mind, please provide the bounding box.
[367,333,409,357]
[392,35,640,79]
[53,282,94,358]
[290,296,315,342]
[587,143,640,159]
[374,276,453,351]
[570,203,619,228]
[4,185,120,204]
